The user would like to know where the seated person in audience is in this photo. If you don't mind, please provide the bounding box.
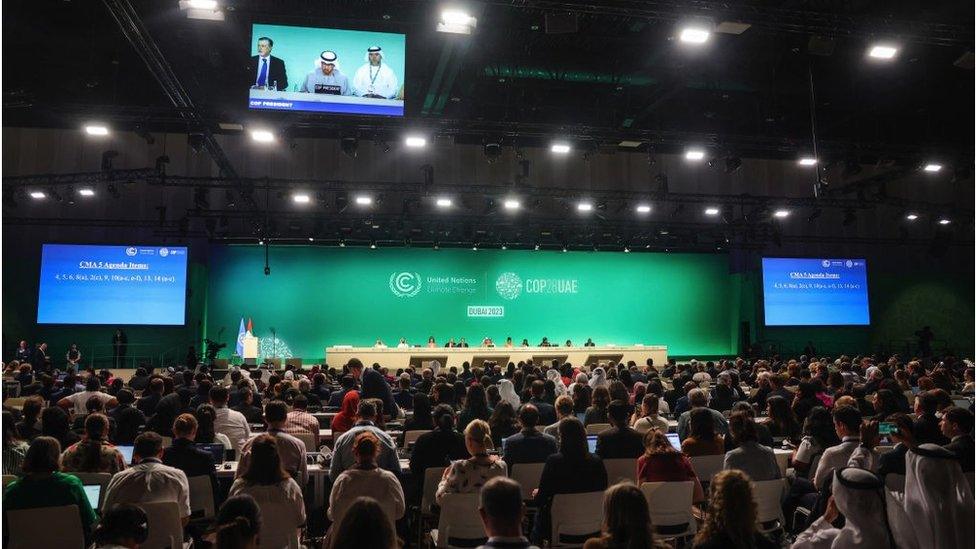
[437,420,507,503]
[297,379,321,407]
[585,386,611,426]
[502,404,558,466]
[329,432,405,530]
[476,477,540,549]
[103,432,191,526]
[128,368,150,391]
[212,494,262,549]
[637,429,705,502]
[764,395,801,443]
[109,389,145,445]
[331,391,360,436]
[15,396,43,441]
[61,413,125,473]
[71,396,114,433]
[792,407,840,479]
[211,386,251,455]
[792,467,890,549]
[137,378,165,416]
[527,380,557,425]
[148,386,190,437]
[310,373,331,403]
[230,435,305,538]
[393,374,415,411]
[941,406,974,472]
[632,394,670,434]
[329,399,400,481]
[283,394,319,448]
[409,403,468,480]
[671,380,696,417]
[584,482,668,549]
[189,380,213,410]
[543,395,575,442]
[327,375,357,408]
[489,401,520,447]
[324,496,399,549]
[3,436,98,539]
[194,404,233,451]
[232,388,264,424]
[92,504,149,549]
[459,383,493,431]
[791,381,823,424]
[3,411,29,475]
[238,400,307,484]
[347,358,400,420]
[681,408,725,457]
[723,411,780,481]
[41,406,80,450]
[58,375,117,415]
[914,390,950,445]
[693,470,777,549]
[709,383,735,413]
[812,406,863,491]
[532,418,608,543]
[725,401,773,449]
[677,389,729,441]
[874,412,913,478]
[163,413,219,504]
[401,393,435,437]
[596,399,645,459]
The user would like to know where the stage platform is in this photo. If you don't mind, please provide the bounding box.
[324,345,667,371]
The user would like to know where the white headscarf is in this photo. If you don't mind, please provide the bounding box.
[429,360,442,378]
[498,379,521,408]
[546,369,567,397]
[829,468,892,549]
[902,444,974,549]
[588,367,608,389]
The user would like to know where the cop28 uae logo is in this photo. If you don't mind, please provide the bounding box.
[495,272,523,300]
[389,272,422,298]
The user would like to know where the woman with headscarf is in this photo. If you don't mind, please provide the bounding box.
[546,369,568,398]
[498,379,521,408]
[791,467,892,549]
[331,391,361,436]
[589,367,608,389]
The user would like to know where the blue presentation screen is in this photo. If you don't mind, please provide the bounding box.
[247,24,405,116]
[762,257,870,326]
[37,244,188,325]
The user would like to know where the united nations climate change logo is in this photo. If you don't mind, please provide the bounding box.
[159,247,169,257]
[125,247,138,256]
[821,259,831,268]
[389,272,422,298]
[495,272,523,300]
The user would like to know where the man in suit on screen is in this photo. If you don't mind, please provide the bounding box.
[249,36,288,91]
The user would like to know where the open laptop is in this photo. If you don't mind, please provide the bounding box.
[587,435,598,454]
[194,443,226,465]
[666,433,682,451]
[83,484,102,512]
[116,445,134,465]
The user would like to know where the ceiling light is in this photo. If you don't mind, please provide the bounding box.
[679,27,710,44]
[577,202,593,212]
[84,125,109,136]
[435,197,452,207]
[501,244,508,250]
[798,157,817,166]
[441,9,473,26]
[773,209,791,218]
[905,213,919,221]
[704,207,720,215]
[404,135,426,148]
[78,188,95,197]
[636,204,651,214]
[250,129,274,143]
[551,142,571,154]
[187,0,217,8]
[355,196,373,205]
[868,44,898,59]
[308,237,314,242]
[938,218,951,225]
[685,149,705,161]
[534,244,540,251]
[923,163,942,172]
[472,245,478,251]
[438,9,477,34]
[623,247,631,253]
[292,193,310,204]
[562,247,568,252]
[29,191,46,199]
[503,199,521,210]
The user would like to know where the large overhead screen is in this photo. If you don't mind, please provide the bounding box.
[247,23,405,116]
[37,244,188,325]
[762,257,870,326]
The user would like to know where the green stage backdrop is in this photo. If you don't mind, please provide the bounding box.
[205,246,735,360]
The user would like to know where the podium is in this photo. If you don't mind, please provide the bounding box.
[242,334,259,365]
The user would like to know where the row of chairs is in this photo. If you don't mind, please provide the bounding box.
[402,422,614,448]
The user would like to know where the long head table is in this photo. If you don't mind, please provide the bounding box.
[324,345,668,371]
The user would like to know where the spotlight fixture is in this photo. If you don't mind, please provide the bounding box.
[250,129,274,143]
[438,8,477,34]
[340,137,359,158]
[292,193,311,204]
[472,245,478,251]
[685,149,705,161]
[370,241,377,249]
[355,195,373,206]
[704,207,720,216]
[773,209,791,218]
[435,197,452,207]
[551,142,571,154]
[29,191,46,199]
[187,0,218,8]
[404,135,427,148]
[679,27,710,44]
[905,213,919,221]
[501,244,508,250]
[623,246,631,253]
[868,44,898,60]
[577,202,593,212]
[258,240,264,246]
[636,204,651,214]
[562,246,568,253]
[84,124,109,136]
[938,218,951,225]
[503,199,521,210]
[308,237,314,242]
[483,142,502,162]
[923,163,942,173]
[78,188,95,197]
[534,244,540,251]
[798,157,817,166]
